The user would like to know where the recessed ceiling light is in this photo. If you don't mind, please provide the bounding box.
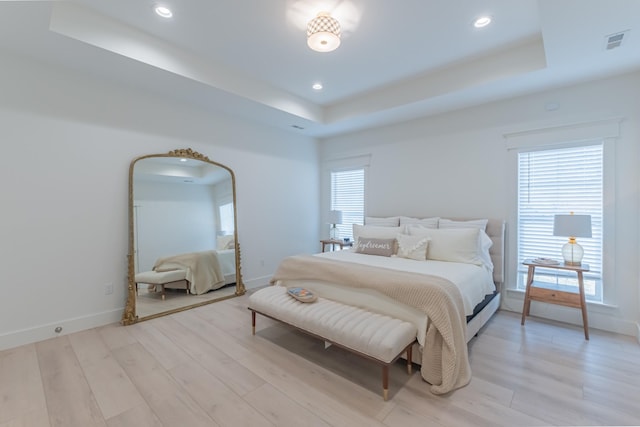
[312,83,323,90]
[473,16,492,28]
[179,158,187,162]
[155,5,173,18]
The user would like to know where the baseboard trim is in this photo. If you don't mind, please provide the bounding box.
[243,275,271,290]
[501,292,637,337]
[0,308,123,352]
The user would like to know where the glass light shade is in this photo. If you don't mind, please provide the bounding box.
[561,239,584,266]
[307,12,341,52]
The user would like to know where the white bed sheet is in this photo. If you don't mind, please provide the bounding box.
[216,249,236,283]
[316,250,495,314]
[274,250,495,346]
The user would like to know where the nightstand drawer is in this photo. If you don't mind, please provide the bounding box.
[528,286,581,308]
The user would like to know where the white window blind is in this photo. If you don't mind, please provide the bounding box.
[330,169,364,240]
[218,202,234,235]
[517,143,603,302]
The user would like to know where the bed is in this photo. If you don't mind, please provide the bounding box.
[269,217,505,394]
[143,248,236,295]
[214,248,237,285]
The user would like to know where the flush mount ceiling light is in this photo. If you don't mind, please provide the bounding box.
[155,5,173,18]
[473,15,492,28]
[307,12,341,52]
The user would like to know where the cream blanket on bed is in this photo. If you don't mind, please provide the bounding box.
[153,250,225,295]
[270,254,471,395]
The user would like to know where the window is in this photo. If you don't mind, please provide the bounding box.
[330,168,364,240]
[517,143,603,302]
[218,202,234,235]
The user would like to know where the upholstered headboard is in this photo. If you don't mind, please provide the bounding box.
[366,215,506,289]
[447,217,505,288]
[485,218,506,288]
[363,215,506,288]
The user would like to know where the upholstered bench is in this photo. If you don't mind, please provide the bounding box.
[135,270,189,300]
[248,285,417,400]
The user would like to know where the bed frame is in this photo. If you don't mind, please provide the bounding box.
[465,218,506,340]
[403,217,506,363]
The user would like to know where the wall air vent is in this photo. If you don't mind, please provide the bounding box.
[604,30,628,50]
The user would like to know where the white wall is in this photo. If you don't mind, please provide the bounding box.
[320,71,640,337]
[0,53,320,350]
[134,181,218,272]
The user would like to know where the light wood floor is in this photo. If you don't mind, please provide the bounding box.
[2,291,639,427]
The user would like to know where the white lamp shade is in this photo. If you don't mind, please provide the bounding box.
[328,210,343,225]
[553,214,592,238]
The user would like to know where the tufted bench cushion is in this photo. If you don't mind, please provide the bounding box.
[135,270,188,300]
[248,285,417,400]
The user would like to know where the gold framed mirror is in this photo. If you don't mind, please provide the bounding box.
[122,148,244,325]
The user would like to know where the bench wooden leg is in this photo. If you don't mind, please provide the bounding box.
[251,310,256,335]
[160,285,165,300]
[382,366,389,401]
[407,345,413,374]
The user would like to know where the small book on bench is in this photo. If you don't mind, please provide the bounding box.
[287,287,317,303]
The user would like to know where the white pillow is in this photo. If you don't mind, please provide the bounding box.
[365,216,400,227]
[395,233,429,261]
[407,226,482,266]
[353,224,403,245]
[438,218,493,270]
[399,216,439,228]
[216,235,235,250]
[439,218,488,231]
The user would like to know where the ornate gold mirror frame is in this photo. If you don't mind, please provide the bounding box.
[122,148,245,325]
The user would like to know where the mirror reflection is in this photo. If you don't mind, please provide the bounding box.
[122,149,244,325]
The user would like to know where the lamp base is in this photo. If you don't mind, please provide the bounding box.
[561,240,584,266]
[329,225,338,240]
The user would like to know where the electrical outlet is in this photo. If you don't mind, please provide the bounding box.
[104,282,114,295]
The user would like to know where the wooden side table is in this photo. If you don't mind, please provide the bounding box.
[521,259,590,340]
[320,239,353,252]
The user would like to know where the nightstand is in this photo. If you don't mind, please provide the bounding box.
[521,259,590,340]
[320,239,353,252]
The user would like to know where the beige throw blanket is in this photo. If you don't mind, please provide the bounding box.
[153,250,225,295]
[270,254,471,394]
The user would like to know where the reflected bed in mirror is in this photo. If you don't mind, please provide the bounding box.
[122,148,244,325]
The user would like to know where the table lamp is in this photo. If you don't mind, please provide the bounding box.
[328,210,343,240]
[553,213,592,266]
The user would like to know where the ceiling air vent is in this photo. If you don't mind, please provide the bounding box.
[604,30,628,50]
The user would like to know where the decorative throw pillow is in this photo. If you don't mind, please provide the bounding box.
[287,287,317,303]
[395,234,429,261]
[354,237,396,257]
